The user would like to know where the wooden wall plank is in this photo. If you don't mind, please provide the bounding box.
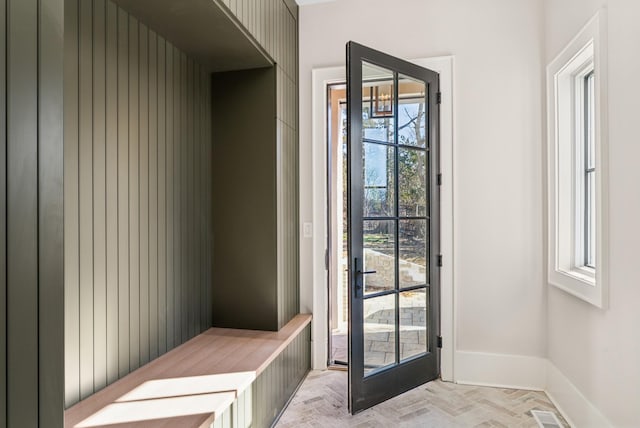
[189,59,197,337]
[194,65,201,332]
[185,57,192,339]
[199,69,205,331]
[92,0,108,393]
[6,0,39,424]
[157,36,167,356]
[39,0,65,421]
[0,0,6,422]
[180,52,187,343]
[116,6,130,380]
[173,45,181,347]
[165,43,175,350]
[64,0,81,408]
[138,22,150,367]
[128,14,140,372]
[78,0,95,400]
[205,73,213,329]
[149,30,159,361]
[105,0,119,386]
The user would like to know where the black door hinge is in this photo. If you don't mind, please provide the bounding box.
[437,254,443,267]
[325,249,329,271]
[436,173,442,186]
[437,336,443,348]
[436,92,442,104]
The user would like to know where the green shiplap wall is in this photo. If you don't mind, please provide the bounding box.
[0,0,6,424]
[1,0,65,426]
[215,0,299,329]
[64,0,213,408]
[210,325,311,428]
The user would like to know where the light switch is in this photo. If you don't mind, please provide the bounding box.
[303,222,313,238]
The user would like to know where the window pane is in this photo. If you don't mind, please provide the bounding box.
[399,219,428,288]
[584,71,596,268]
[400,288,428,361]
[586,171,596,267]
[363,143,395,217]
[362,62,394,144]
[398,75,427,148]
[586,72,596,169]
[363,220,396,295]
[398,147,427,217]
[364,294,396,375]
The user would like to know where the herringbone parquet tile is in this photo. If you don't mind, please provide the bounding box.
[276,370,569,428]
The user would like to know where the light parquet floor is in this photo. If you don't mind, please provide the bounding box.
[276,370,569,428]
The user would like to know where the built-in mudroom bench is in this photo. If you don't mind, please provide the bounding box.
[65,314,311,428]
[59,0,303,427]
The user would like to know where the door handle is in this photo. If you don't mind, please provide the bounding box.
[353,258,376,298]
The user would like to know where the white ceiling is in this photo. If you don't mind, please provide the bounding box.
[295,0,338,5]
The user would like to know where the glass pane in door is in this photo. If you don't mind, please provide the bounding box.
[398,75,427,148]
[363,220,395,295]
[398,147,427,217]
[399,219,428,288]
[400,288,428,361]
[363,63,394,143]
[364,294,396,374]
[364,142,395,217]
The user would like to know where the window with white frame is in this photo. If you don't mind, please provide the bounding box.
[547,10,608,308]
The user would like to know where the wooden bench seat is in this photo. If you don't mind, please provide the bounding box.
[65,314,312,428]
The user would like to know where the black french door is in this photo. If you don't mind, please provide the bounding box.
[346,41,440,414]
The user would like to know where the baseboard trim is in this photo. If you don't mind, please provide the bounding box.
[454,351,546,390]
[545,361,612,428]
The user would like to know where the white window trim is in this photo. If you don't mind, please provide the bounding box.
[547,10,609,308]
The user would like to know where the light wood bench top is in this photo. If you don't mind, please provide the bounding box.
[65,314,312,428]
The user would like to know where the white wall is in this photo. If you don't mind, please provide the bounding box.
[544,0,640,426]
[299,0,546,360]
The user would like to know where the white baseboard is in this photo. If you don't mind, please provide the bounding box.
[546,361,612,428]
[454,351,546,390]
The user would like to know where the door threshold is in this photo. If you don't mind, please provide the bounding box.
[328,363,348,371]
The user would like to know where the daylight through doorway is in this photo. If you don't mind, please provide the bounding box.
[327,80,433,370]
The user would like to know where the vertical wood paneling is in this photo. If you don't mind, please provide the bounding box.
[199,70,206,331]
[116,6,130,380]
[194,66,201,332]
[38,0,65,424]
[7,0,39,424]
[128,15,140,372]
[105,0,119,385]
[78,0,95,400]
[3,0,65,422]
[251,325,310,428]
[205,325,309,428]
[92,0,108,392]
[165,43,175,350]
[149,31,159,361]
[65,1,214,406]
[173,45,181,347]
[157,36,167,356]
[212,0,299,330]
[0,0,6,422]
[186,57,193,339]
[189,59,198,337]
[180,52,187,343]
[138,23,150,367]
[206,74,213,328]
[64,0,81,407]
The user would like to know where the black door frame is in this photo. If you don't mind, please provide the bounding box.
[347,41,441,414]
